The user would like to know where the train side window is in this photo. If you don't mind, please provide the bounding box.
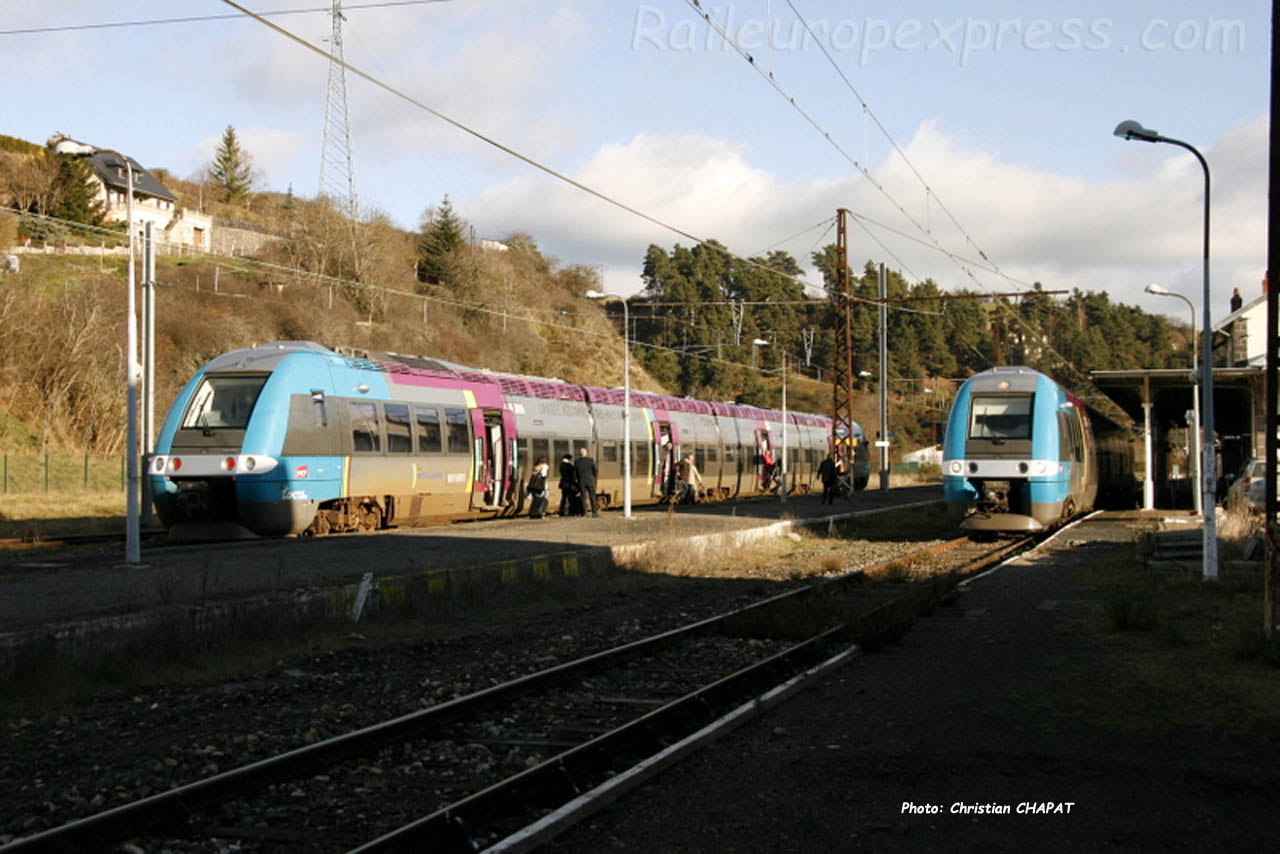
[633,442,648,475]
[350,401,381,453]
[602,442,618,464]
[573,439,590,458]
[531,438,550,466]
[444,408,469,454]
[553,439,570,462]
[724,445,736,462]
[707,447,718,463]
[415,406,442,453]
[385,403,412,454]
[695,447,705,473]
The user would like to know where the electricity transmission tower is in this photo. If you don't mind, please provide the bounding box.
[319,0,358,219]
[831,208,858,494]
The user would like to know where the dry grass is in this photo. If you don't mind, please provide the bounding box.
[0,491,124,538]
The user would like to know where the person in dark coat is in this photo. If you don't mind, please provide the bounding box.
[557,454,578,516]
[574,446,599,517]
[527,457,550,518]
[817,452,842,505]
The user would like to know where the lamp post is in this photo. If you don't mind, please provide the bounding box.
[1145,282,1203,516]
[92,149,140,565]
[585,290,631,518]
[1116,120,1217,580]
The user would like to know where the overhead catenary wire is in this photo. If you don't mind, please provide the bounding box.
[0,1,453,37]
[215,0,920,315]
[5,207,833,387]
[783,0,1006,279]
[682,0,997,297]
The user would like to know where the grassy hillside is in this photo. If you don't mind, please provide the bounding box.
[0,238,669,454]
[2,130,928,455]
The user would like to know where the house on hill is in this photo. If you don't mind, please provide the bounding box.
[49,133,212,252]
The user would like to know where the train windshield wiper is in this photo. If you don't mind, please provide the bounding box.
[199,413,215,438]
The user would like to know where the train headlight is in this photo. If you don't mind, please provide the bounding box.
[1018,462,1029,474]
[1034,461,1049,475]
[949,461,963,475]
[152,457,165,473]
[244,456,256,471]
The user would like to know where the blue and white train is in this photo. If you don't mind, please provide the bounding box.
[149,341,870,538]
[942,366,1132,533]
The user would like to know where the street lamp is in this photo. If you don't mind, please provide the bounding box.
[90,149,140,565]
[1116,119,1217,580]
[1145,282,1203,516]
[585,289,631,518]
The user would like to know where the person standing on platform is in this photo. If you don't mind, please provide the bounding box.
[677,452,704,504]
[527,457,550,519]
[818,452,841,505]
[575,446,599,517]
[557,453,578,516]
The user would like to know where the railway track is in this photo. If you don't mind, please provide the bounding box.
[0,532,1036,854]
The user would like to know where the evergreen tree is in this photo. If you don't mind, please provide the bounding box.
[416,195,466,286]
[48,151,104,226]
[208,125,254,204]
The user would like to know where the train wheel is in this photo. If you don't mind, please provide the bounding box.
[302,512,331,537]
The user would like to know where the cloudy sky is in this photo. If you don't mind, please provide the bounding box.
[1,1,1270,321]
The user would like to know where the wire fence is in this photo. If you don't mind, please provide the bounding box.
[0,455,125,494]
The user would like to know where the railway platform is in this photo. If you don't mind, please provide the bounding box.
[0,485,940,662]
[543,510,1280,853]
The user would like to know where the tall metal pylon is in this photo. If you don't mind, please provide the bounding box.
[319,0,358,219]
[831,208,858,494]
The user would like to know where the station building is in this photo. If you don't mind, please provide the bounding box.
[1092,282,1274,510]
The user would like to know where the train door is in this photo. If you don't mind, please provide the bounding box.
[655,420,675,500]
[756,427,775,492]
[477,410,510,511]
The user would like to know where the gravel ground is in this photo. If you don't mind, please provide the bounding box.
[544,515,1280,853]
[0,516,951,849]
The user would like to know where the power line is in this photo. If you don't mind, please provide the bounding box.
[682,0,1001,297]
[214,0,893,312]
[783,0,1007,280]
[0,1,452,37]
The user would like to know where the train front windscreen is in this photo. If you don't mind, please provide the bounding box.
[181,374,269,433]
[968,394,1032,441]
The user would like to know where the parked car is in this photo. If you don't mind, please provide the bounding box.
[1226,458,1269,510]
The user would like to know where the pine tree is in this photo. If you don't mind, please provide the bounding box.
[208,125,254,204]
[415,195,466,285]
[49,152,104,226]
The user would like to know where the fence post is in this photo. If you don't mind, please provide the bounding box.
[45,453,50,493]
[84,454,90,490]
[121,455,125,491]
[3,455,6,494]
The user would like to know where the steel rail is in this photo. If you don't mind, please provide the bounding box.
[0,535,995,853]
[350,537,1033,853]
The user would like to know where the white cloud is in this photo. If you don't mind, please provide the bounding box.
[462,115,1268,315]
